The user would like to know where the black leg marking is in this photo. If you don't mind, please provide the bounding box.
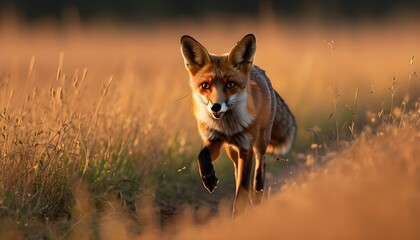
[198,147,219,193]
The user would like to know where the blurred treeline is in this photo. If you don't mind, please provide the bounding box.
[0,0,419,23]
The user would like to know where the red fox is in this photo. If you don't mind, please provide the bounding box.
[180,34,296,216]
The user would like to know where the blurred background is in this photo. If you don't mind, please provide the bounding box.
[0,0,420,148]
[1,0,419,148]
[1,0,420,23]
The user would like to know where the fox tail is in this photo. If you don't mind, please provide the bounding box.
[267,91,296,155]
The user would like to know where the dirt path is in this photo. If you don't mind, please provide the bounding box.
[155,156,301,228]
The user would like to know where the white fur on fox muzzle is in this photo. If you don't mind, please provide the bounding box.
[207,102,228,119]
[212,112,224,119]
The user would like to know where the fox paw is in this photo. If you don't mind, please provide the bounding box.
[200,170,219,193]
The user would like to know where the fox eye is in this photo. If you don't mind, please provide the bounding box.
[226,81,236,88]
[201,82,210,90]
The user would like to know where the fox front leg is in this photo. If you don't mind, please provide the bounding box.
[197,141,223,193]
[232,147,253,216]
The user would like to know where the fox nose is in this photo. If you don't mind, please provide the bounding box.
[211,103,222,112]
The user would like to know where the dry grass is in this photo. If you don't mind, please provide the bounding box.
[171,109,420,240]
[0,12,419,239]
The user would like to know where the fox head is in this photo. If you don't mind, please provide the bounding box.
[180,34,256,120]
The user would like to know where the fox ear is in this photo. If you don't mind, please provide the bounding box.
[228,34,256,71]
[180,35,211,75]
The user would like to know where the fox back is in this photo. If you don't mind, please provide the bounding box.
[180,34,296,216]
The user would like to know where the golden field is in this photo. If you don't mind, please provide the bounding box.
[0,13,419,239]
